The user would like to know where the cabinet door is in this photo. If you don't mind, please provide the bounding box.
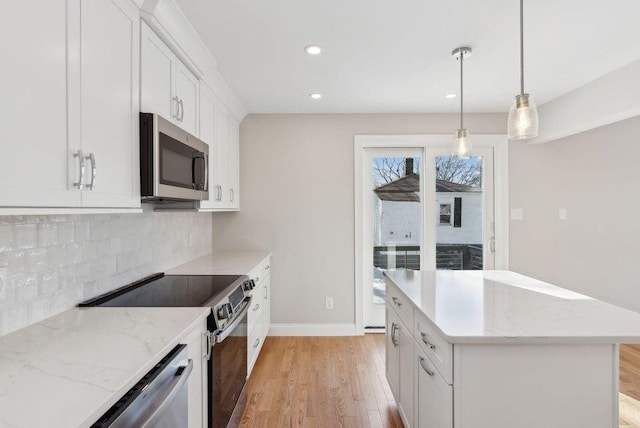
[140,22,176,121]
[262,273,271,337]
[0,0,81,207]
[398,319,414,427]
[227,115,240,210]
[80,0,140,208]
[198,85,217,209]
[385,306,400,400]
[213,102,230,207]
[416,345,453,428]
[175,62,199,136]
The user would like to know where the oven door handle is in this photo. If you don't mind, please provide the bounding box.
[214,296,252,344]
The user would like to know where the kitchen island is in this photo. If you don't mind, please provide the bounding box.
[384,269,640,428]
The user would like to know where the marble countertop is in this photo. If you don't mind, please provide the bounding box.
[384,269,640,344]
[167,251,271,276]
[0,306,209,428]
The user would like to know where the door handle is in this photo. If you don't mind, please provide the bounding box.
[178,98,184,122]
[230,188,234,202]
[172,96,179,119]
[420,332,437,350]
[392,297,402,308]
[73,150,85,189]
[252,303,260,312]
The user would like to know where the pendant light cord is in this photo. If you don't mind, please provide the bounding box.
[460,50,464,129]
[520,0,525,95]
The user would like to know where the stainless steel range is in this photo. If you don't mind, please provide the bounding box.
[80,273,256,428]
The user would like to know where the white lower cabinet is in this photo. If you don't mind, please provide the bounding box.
[386,303,414,427]
[247,257,271,376]
[183,317,207,428]
[414,343,453,428]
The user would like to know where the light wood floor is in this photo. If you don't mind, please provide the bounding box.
[238,335,402,428]
[239,337,640,428]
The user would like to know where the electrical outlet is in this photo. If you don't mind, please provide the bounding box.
[559,208,567,220]
[510,208,523,221]
[325,297,334,310]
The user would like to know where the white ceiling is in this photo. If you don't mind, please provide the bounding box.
[175,0,640,114]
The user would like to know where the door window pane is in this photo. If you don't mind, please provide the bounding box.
[435,155,483,270]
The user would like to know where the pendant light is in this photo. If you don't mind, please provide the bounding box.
[507,0,538,140]
[452,47,472,157]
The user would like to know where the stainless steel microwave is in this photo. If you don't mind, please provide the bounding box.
[140,113,209,202]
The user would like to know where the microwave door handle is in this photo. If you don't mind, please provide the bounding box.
[203,152,209,191]
[214,296,251,344]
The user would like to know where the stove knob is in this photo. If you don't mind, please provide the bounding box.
[216,305,228,320]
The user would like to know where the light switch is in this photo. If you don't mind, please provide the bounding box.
[559,208,567,220]
[511,208,523,221]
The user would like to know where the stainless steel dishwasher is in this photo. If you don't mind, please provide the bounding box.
[91,344,193,428]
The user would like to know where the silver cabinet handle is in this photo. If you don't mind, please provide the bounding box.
[218,185,222,201]
[252,303,260,312]
[264,285,268,300]
[179,98,184,122]
[390,322,399,347]
[392,296,402,307]
[73,150,85,189]
[252,277,260,283]
[253,338,261,348]
[230,188,234,202]
[265,264,270,270]
[420,332,437,350]
[85,153,96,191]
[172,96,179,119]
[419,356,435,377]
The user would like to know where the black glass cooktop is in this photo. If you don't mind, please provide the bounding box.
[79,274,244,308]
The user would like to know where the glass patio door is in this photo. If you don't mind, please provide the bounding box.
[363,148,424,329]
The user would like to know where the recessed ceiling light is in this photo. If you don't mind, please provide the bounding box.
[305,45,322,55]
[445,93,457,99]
[309,93,322,100]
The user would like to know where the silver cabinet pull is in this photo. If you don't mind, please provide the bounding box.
[390,322,399,347]
[216,185,222,201]
[252,277,260,283]
[73,150,85,189]
[252,303,260,312]
[85,153,96,190]
[178,98,184,122]
[172,96,179,119]
[264,285,268,300]
[392,296,402,307]
[253,338,260,348]
[419,356,435,377]
[420,332,436,350]
[230,188,234,202]
[265,264,270,270]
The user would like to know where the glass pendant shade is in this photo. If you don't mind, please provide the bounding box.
[508,93,538,140]
[452,129,471,157]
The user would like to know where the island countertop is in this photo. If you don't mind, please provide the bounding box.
[384,269,640,344]
[0,306,210,428]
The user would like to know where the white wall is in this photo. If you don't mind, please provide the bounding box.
[211,113,506,325]
[510,116,640,312]
[0,208,213,336]
[377,200,420,246]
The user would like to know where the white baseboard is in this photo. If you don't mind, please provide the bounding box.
[268,323,359,336]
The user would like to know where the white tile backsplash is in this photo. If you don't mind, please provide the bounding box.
[0,209,213,337]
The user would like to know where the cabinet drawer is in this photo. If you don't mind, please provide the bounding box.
[415,342,453,428]
[248,315,265,374]
[414,309,453,384]
[385,278,414,328]
[247,289,264,334]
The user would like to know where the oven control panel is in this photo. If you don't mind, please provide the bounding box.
[212,279,254,331]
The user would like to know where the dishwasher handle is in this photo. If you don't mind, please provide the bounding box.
[140,359,193,428]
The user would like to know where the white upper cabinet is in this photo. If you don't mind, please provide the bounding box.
[140,22,199,137]
[175,62,199,136]
[0,0,80,207]
[141,23,175,121]
[0,0,140,211]
[198,89,240,211]
[80,0,140,208]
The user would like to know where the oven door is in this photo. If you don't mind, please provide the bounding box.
[210,299,250,428]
